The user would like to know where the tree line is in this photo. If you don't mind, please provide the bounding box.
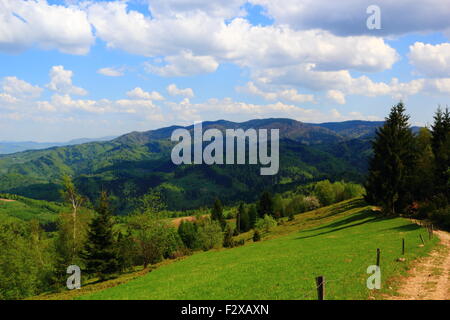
[365,103,450,226]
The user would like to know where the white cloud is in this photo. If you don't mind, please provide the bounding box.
[0,0,94,54]
[126,87,165,101]
[326,90,346,105]
[164,97,381,124]
[42,94,163,116]
[237,82,314,103]
[0,93,18,105]
[46,66,87,96]
[97,67,124,77]
[86,2,398,73]
[146,50,219,77]
[2,76,42,99]
[167,84,195,98]
[146,0,247,19]
[409,42,450,77]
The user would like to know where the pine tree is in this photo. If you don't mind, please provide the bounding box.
[431,107,450,200]
[412,128,435,201]
[223,224,234,248]
[258,191,274,218]
[211,198,226,230]
[82,191,119,280]
[240,206,250,232]
[248,205,258,229]
[236,202,244,233]
[365,102,417,216]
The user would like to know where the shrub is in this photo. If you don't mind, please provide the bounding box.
[314,180,335,206]
[253,230,261,242]
[196,218,223,251]
[255,215,277,233]
[178,220,198,249]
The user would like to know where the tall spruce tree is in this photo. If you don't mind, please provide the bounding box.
[258,191,274,218]
[431,107,450,200]
[248,205,258,229]
[82,191,119,280]
[236,202,244,233]
[365,102,417,216]
[211,198,226,230]
[240,207,250,232]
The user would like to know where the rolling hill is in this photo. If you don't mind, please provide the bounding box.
[0,119,386,211]
[33,198,436,300]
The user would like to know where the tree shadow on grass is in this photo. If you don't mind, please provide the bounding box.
[307,198,367,222]
[295,210,384,240]
[379,223,422,232]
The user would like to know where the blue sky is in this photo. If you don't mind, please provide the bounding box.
[1,0,450,141]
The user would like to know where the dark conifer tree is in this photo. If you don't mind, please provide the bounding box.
[431,107,450,200]
[211,198,226,230]
[223,224,234,248]
[236,202,244,233]
[178,220,198,249]
[365,102,417,215]
[258,191,274,217]
[240,206,250,232]
[82,191,119,280]
[248,205,258,229]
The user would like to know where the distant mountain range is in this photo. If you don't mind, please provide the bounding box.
[0,136,116,155]
[0,118,421,212]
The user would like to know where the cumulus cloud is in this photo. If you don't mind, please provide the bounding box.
[40,93,163,116]
[86,2,398,73]
[409,42,450,77]
[2,76,42,99]
[237,82,315,103]
[0,0,94,54]
[146,0,247,19]
[326,90,346,105]
[97,67,124,77]
[163,97,381,124]
[126,87,165,101]
[46,66,87,96]
[167,84,195,98]
[146,50,219,77]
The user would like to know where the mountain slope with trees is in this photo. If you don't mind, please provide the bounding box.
[0,119,383,211]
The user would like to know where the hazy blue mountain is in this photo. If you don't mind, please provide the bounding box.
[0,136,116,155]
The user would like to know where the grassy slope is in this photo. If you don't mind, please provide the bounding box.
[0,195,67,225]
[77,199,438,300]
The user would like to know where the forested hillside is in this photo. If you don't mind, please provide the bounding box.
[0,119,383,212]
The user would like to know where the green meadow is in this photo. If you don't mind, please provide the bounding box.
[79,199,437,300]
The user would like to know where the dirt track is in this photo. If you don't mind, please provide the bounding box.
[388,230,450,300]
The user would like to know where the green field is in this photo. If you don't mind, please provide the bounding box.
[0,194,68,226]
[79,199,437,300]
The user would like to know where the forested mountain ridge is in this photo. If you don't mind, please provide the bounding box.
[0,118,396,211]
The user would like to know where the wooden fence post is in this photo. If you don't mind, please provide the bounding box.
[315,276,325,300]
[420,234,425,245]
